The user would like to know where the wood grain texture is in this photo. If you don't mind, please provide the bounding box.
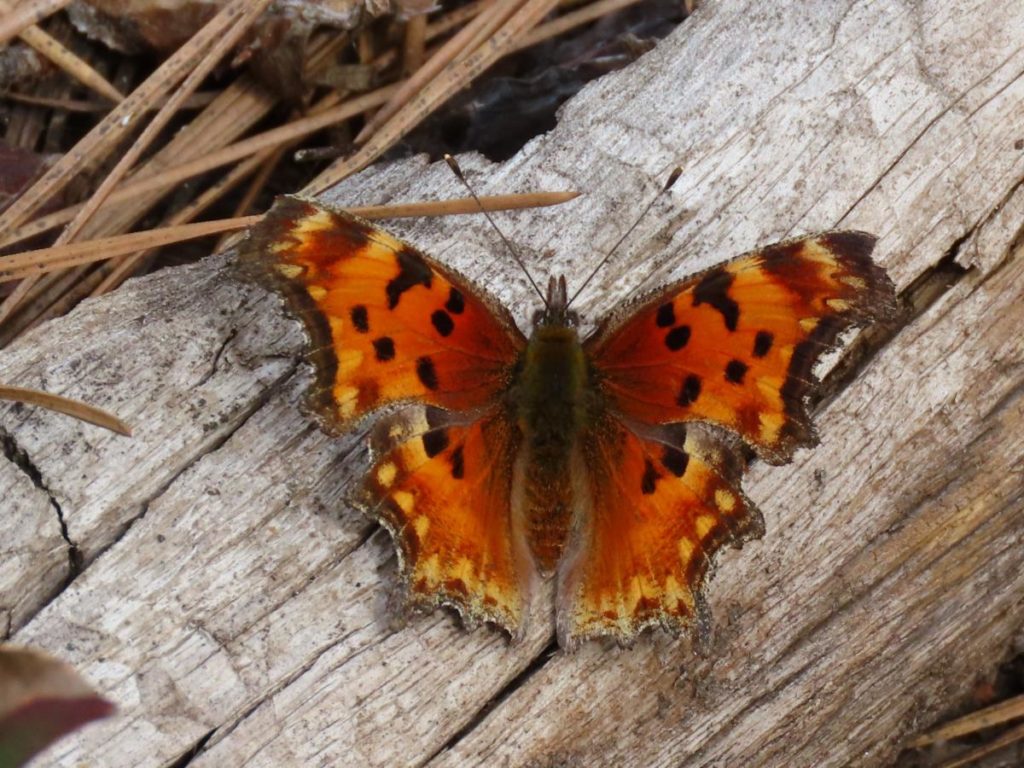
[1,0,1022,766]
[0,454,66,634]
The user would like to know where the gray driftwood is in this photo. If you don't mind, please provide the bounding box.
[3,0,1024,765]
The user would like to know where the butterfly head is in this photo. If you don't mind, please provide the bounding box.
[533,275,580,329]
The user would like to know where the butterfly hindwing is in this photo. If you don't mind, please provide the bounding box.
[557,417,761,648]
[362,406,532,636]
[585,232,898,463]
[243,196,526,431]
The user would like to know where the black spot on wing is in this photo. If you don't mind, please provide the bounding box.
[641,459,659,495]
[450,446,465,479]
[386,247,432,309]
[662,445,689,477]
[350,305,369,333]
[693,268,739,331]
[431,309,454,337]
[665,325,691,351]
[753,330,773,358]
[416,356,439,390]
[422,428,449,458]
[656,302,675,327]
[725,359,748,384]
[372,337,395,361]
[677,374,701,406]
[446,287,465,314]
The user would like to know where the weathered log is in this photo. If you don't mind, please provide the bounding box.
[2,0,1023,765]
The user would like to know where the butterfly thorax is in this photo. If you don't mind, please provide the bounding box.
[511,277,593,576]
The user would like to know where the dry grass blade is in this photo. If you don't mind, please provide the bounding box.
[52,0,273,249]
[516,0,647,48]
[0,1,275,326]
[356,0,523,143]
[909,693,1024,747]
[0,385,131,436]
[0,2,272,238]
[0,0,124,102]
[1,91,117,112]
[0,0,72,46]
[0,191,578,282]
[95,148,284,298]
[0,218,260,281]
[371,0,489,74]
[91,152,274,296]
[936,720,1024,768]
[403,13,429,74]
[359,190,579,218]
[0,85,401,252]
[309,0,562,193]
[0,0,276,327]
[426,0,490,39]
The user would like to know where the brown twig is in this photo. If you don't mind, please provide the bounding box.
[0,385,132,436]
[355,0,523,144]
[310,0,562,193]
[936,720,1024,768]
[0,0,124,102]
[0,191,579,282]
[0,0,73,46]
[54,0,273,250]
[909,693,1024,748]
[0,85,400,251]
[403,14,429,75]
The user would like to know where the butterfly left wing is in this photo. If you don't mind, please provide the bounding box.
[584,232,898,463]
[241,195,526,432]
[362,405,533,636]
[559,231,897,646]
[557,416,761,647]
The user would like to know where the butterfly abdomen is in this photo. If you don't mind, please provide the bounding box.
[512,323,589,575]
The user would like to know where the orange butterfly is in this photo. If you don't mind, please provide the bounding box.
[243,193,897,649]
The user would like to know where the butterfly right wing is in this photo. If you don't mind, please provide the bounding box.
[361,405,533,637]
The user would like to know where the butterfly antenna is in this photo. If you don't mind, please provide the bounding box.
[444,154,548,308]
[566,166,682,310]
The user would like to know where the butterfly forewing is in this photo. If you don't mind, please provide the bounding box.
[244,196,526,432]
[584,232,898,463]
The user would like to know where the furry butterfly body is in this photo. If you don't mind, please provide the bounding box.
[244,195,897,649]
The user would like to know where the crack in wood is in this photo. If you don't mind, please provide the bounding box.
[167,729,216,768]
[197,622,393,761]
[223,520,378,645]
[196,328,239,388]
[0,424,82,578]
[50,361,300,605]
[423,639,560,767]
